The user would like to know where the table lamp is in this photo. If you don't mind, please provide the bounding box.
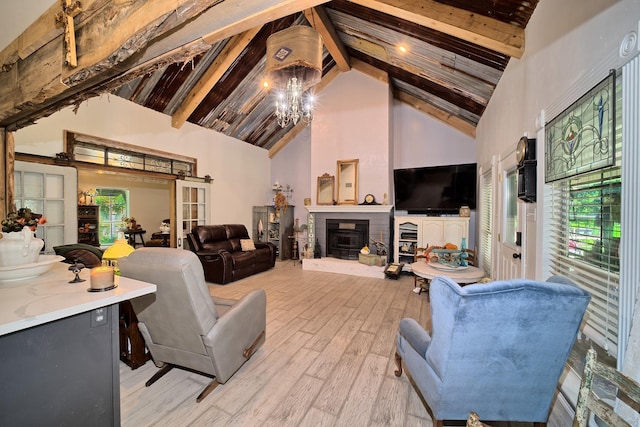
[103,231,135,273]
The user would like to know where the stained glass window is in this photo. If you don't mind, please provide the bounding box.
[545,71,616,183]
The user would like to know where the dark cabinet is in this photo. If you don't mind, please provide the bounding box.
[517,161,537,203]
[0,306,120,426]
[78,205,100,246]
[252,205,294,260]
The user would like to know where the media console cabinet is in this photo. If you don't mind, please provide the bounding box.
[394,215,470,268]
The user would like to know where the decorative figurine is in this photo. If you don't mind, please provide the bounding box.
[68,261,86,283]
[370,237,388,256]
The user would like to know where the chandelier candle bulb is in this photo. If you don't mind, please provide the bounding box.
[90,266,115,290]
[266,25,323,128]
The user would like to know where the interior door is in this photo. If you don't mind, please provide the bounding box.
[175,180,211,249]
[14,161,77,253]
[497,166,523,280]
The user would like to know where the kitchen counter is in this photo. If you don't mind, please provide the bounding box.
[0,260,156,336]
[0,259,156,427]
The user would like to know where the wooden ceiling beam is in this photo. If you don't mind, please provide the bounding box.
[269,65,341,158]
[304,6,351,72]
[346,0,525,58]
[351,58,389,84]
[172,27,261,129]
[0,0,332,129]
[395,90,476,138]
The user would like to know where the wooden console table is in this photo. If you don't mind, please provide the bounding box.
[125,228,146,247]
[119,300,151,369]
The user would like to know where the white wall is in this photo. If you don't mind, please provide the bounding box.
[392,100,476,169]
[270,127,312,224]
[477,0,640,167]
[310,71,391,206]
[14,95,271,229]
[476,0,640,279]
[0,0,51,49]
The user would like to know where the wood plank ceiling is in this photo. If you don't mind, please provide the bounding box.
[0,0,539,157]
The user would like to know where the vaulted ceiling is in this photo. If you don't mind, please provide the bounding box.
[0,0,539,157]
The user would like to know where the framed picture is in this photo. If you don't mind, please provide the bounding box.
[336,159,359,205]
[316,173,334,205]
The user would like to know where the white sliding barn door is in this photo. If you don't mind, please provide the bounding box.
[175,180,211,249]
[14,161,78,253]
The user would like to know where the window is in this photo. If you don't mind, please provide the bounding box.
[479,169,493,276]
[504,170,518,246]
[546,72,622,358]
[95,189,129,246]
[547,169,621,354]
[65,130,197,177]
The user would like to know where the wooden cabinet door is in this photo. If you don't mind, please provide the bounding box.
[443,220,468,246]
[422,219,444,247]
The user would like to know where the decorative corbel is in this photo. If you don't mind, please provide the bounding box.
[55,0,82,68]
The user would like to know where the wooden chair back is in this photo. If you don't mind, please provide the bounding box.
[573,348,640,427]
[464,247,477,266]
[413,246,428,291]
[414,246,428,262]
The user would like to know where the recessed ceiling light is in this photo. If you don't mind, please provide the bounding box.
[398,45,408,54]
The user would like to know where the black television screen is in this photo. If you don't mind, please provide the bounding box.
[393,163,477,214]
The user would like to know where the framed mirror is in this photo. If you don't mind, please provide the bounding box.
[317,173,335,205]
[336,159,359,205]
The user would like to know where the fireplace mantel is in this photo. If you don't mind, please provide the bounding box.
[306,205,393,214]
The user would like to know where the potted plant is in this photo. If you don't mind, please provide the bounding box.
[122,216,137,230]
[0,208,47,267]
[273,192,287,217]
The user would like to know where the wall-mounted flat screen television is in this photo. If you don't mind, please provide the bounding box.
[393,163,477,215]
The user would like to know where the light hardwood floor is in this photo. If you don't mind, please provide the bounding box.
[120,260,433,426]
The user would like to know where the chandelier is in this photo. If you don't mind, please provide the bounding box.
[266,26,323,128]
[274,74,315,127]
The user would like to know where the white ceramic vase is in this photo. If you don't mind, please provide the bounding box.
[0,226,44,267]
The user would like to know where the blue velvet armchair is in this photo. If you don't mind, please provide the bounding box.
[394,276,591,426]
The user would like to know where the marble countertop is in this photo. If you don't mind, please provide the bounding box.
[0,261,156,336]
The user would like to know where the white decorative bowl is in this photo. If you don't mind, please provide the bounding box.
[0,255,64,282]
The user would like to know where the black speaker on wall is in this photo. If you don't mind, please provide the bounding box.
[518,161,536,203]
[516,136,536,203]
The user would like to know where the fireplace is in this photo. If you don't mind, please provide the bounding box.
[326,219,369,260]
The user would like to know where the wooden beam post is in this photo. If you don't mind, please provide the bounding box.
[171,27,261,129]
[55,0,82,68]
[0,128,5,219]
[304,6,351,72]
[1,129,16,218]
[395,90,476,138]
[347,0,525,58]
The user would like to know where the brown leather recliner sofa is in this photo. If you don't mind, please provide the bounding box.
[187,224,276,284]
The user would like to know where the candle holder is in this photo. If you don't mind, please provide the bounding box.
[68,261,86,283]
[88,265,117,292]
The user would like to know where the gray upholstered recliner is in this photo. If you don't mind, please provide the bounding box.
[394,275,591,426]
[119,247,266,402]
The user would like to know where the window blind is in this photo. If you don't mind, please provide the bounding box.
[479,170,493,277]
[547,169,621,355]
[545,72,623,357]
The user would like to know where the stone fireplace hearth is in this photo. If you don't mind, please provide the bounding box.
[303,205,393,278]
